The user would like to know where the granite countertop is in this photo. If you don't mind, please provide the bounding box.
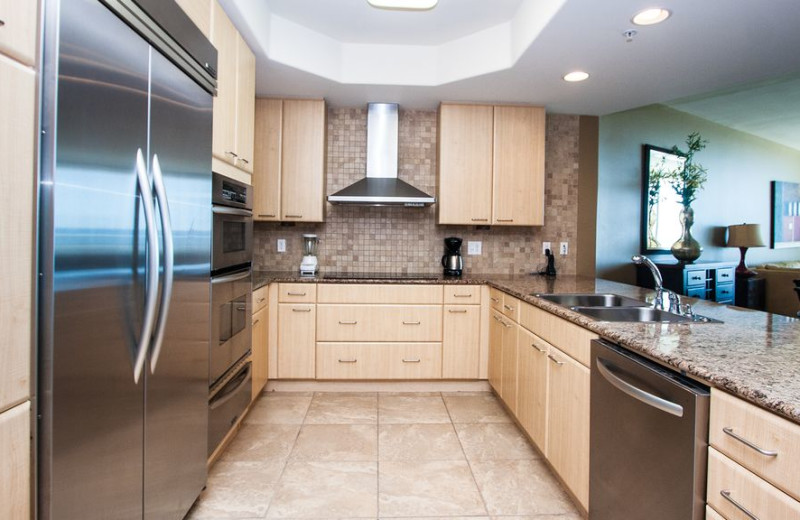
[253,270,800,425]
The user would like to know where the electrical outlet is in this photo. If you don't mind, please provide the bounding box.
[542,241,551,254]
[277,239,286,253]
[560,242,569,255]
[467,241,482,255]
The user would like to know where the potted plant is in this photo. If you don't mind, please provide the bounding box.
[664,132,708,263]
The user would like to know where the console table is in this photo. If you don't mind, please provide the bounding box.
[636,261,737,304]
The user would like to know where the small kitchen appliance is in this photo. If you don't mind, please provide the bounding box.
[442,236,464,276]
[300,234,319,275]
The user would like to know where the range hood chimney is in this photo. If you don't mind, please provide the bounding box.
[327,103,436,207]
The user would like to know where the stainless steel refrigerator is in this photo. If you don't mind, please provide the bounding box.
[38,0,217,518]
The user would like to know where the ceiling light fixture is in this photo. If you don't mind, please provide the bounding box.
[632,8,671,26]
[367,0,439,10]
[563,71,589,82]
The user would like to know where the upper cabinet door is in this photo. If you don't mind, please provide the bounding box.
[210,2,237,164]
[174,0,211,39]
[235,33,255,173]
[253,99,282,221]
[492,105,545,226]
[437,104,493,225]
[281,99,326,222]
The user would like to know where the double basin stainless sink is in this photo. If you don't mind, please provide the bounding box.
[532,293,720,323]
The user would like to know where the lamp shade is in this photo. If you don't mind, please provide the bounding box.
[727,223,766,248]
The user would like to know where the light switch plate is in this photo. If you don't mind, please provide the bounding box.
[542,241,551,254]
[467,241,482,255]
[560,242,569,255]
[277,239,286,253]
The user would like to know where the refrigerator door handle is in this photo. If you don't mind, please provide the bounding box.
[596,357,684,417]
[149,154,174,373]
[134,148,160,383]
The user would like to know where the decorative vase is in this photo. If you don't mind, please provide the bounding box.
[671,206,702,263]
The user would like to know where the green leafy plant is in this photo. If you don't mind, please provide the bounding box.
[666,132,708,207]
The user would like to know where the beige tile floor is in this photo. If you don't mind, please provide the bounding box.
[186,392,582,520]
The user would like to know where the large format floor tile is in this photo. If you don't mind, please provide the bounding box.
[379,423,464,461]
[291,424,377,461]
[455,422,538,461]
[186,460,283,519]
[442,393,513,423]
[218,424,300,463]
[246,392,312,425]
[378,394,451,424]
[304,392,378,424]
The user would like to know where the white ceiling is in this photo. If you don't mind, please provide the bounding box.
[220,0,800,149]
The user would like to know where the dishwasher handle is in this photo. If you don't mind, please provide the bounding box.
[596,357,684,417]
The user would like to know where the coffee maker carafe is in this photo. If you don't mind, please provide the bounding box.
[442,237,464,276]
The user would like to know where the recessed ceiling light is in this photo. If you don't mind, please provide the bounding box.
[367,0,439,10]
[632,8,671,26]
[563,71,589,82]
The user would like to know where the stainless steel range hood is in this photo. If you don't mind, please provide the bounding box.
[327,103,436,207]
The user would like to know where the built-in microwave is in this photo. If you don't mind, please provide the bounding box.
[212,172,252,274]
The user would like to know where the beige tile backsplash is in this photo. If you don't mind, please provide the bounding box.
[254,108,581,275]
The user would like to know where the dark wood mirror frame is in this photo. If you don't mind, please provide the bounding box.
[641,144,686,255]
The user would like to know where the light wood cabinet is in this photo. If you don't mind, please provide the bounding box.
[318,284,442,304]
[316,305,442,342]
[707,447,800,519]
[489,287,503,312]
[0,0,38,66]
[0,55,34,412]
[500,320,519,415]
[317,343,442,380]
[546,344,590,510]
[501,292,520,322]
[442,305,481,378]
[0,401,30,520]
[211,2,255,175]
[252,285,268,313]
[437,104,493,224]
[278,283,317,303]
[488,310,504,393]
[175,0,211,38]
[253,98,327,222]
[705,505,725,520]
[277,304,316,378]
[437,103,545,226]
[520,301,594,367]
[516,327,549,452]
[443,285,481,305]
[251,306,268,400]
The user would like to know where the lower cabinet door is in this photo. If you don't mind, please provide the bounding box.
[516,328,548,452]
[277,304,316,378]
[500,321,519,414]
[316,343,442,379]
[546,345,590,509]
[251,306,268,400]
[442,305,480,378]
[488,310,504,393]
[0,401,30,520]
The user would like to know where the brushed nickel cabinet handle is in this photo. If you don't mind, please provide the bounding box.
[402,358,421,363]
[496,218,514,222]
[503,304,514,311]
[471,218,488,222]
[502,321,511,329]
[531,343,546,353]
[448,309,468,314]
[287,291,307,296]
[253,319,260,325]
[258,214,276,218]
[490,297,500,303]
[225,150,238,158]
[547,354,564,366]
[720,490,759,520]
[292,308,312,313]
[453,293,473,298]
[338,320,358,325]
[257,297,266,303]
[239,158,249,165]
[722,427,778,457]
[402,320,421,325]
[284,214,303,218]
[338,359,357,363]
[492,315,502,322]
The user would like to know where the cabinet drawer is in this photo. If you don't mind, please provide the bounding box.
[443,285,481,304]
[716,268,735,285]
[707,447,800,519]
[687,286,707,299]
[501,293,520,322]
[317,305,442,342]
[686,269,706,287]
[0,0,38,66]
[278,283,316,303]
[519,303,595,368]
[252,285,268,313]
[316,343,442,379]
[710,389,800,501]
[715,283,734,304]
[489,288,503,312]
[317,284,442,304]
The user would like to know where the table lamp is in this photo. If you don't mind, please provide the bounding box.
[726,223,766,278]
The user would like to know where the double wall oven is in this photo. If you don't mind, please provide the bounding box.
[209,173,254,456]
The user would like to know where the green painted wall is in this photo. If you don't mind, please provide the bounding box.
[597,104,800,284]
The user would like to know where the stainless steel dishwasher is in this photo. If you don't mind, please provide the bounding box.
[590,339,710,520]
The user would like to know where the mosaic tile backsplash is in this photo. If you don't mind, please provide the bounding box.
[254,108,581,276]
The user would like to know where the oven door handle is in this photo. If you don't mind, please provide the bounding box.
[209,363,252,410]
[212,206,253,217]
[149,154,173,374]
[133,148,159,384]
[211,270,252,285]
[596,357,684,417]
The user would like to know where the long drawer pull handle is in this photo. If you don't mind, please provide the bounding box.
[338,320,358,325]
[287,291,307,296]
[453,294,473,298]
[547,354,564,366]
[239,158,250,165]
[720,490,759,520]
[496,218,514,222]
[492,315,503,323]
[490,297,500,303]
[531,343,546,353]
[338,359,357,363]
[257,297,266,303]
[402,358,421,363]
[503,304,514,311]
[448,309,468,314]
[258,214,276,218]
[722,427,778,457]
[253,319,260,325]
[225,150,238,158]
[471,218,488,222]
[502,321,512,329]
[284,214,303,218]
[402,320,421,325]
[292,308,312,313]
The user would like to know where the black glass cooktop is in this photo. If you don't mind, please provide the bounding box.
[322,272,440,280]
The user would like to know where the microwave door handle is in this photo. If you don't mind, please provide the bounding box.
[212,206,252,217]
[133,148,159,384]
[149,154,173,374]
[211,270,251,285]
[596,358,684,418]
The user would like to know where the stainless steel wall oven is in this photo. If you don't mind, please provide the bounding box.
[212,173,253,274]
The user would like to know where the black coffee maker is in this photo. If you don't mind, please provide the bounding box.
[441,237,464,276]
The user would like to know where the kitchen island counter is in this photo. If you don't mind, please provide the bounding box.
[253,271,800,424]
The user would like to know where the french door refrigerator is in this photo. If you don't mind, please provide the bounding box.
[38,0,217,518]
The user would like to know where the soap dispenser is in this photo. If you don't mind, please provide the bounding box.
[544,248,557,277]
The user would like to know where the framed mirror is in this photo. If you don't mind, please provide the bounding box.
[641,144,686,254]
